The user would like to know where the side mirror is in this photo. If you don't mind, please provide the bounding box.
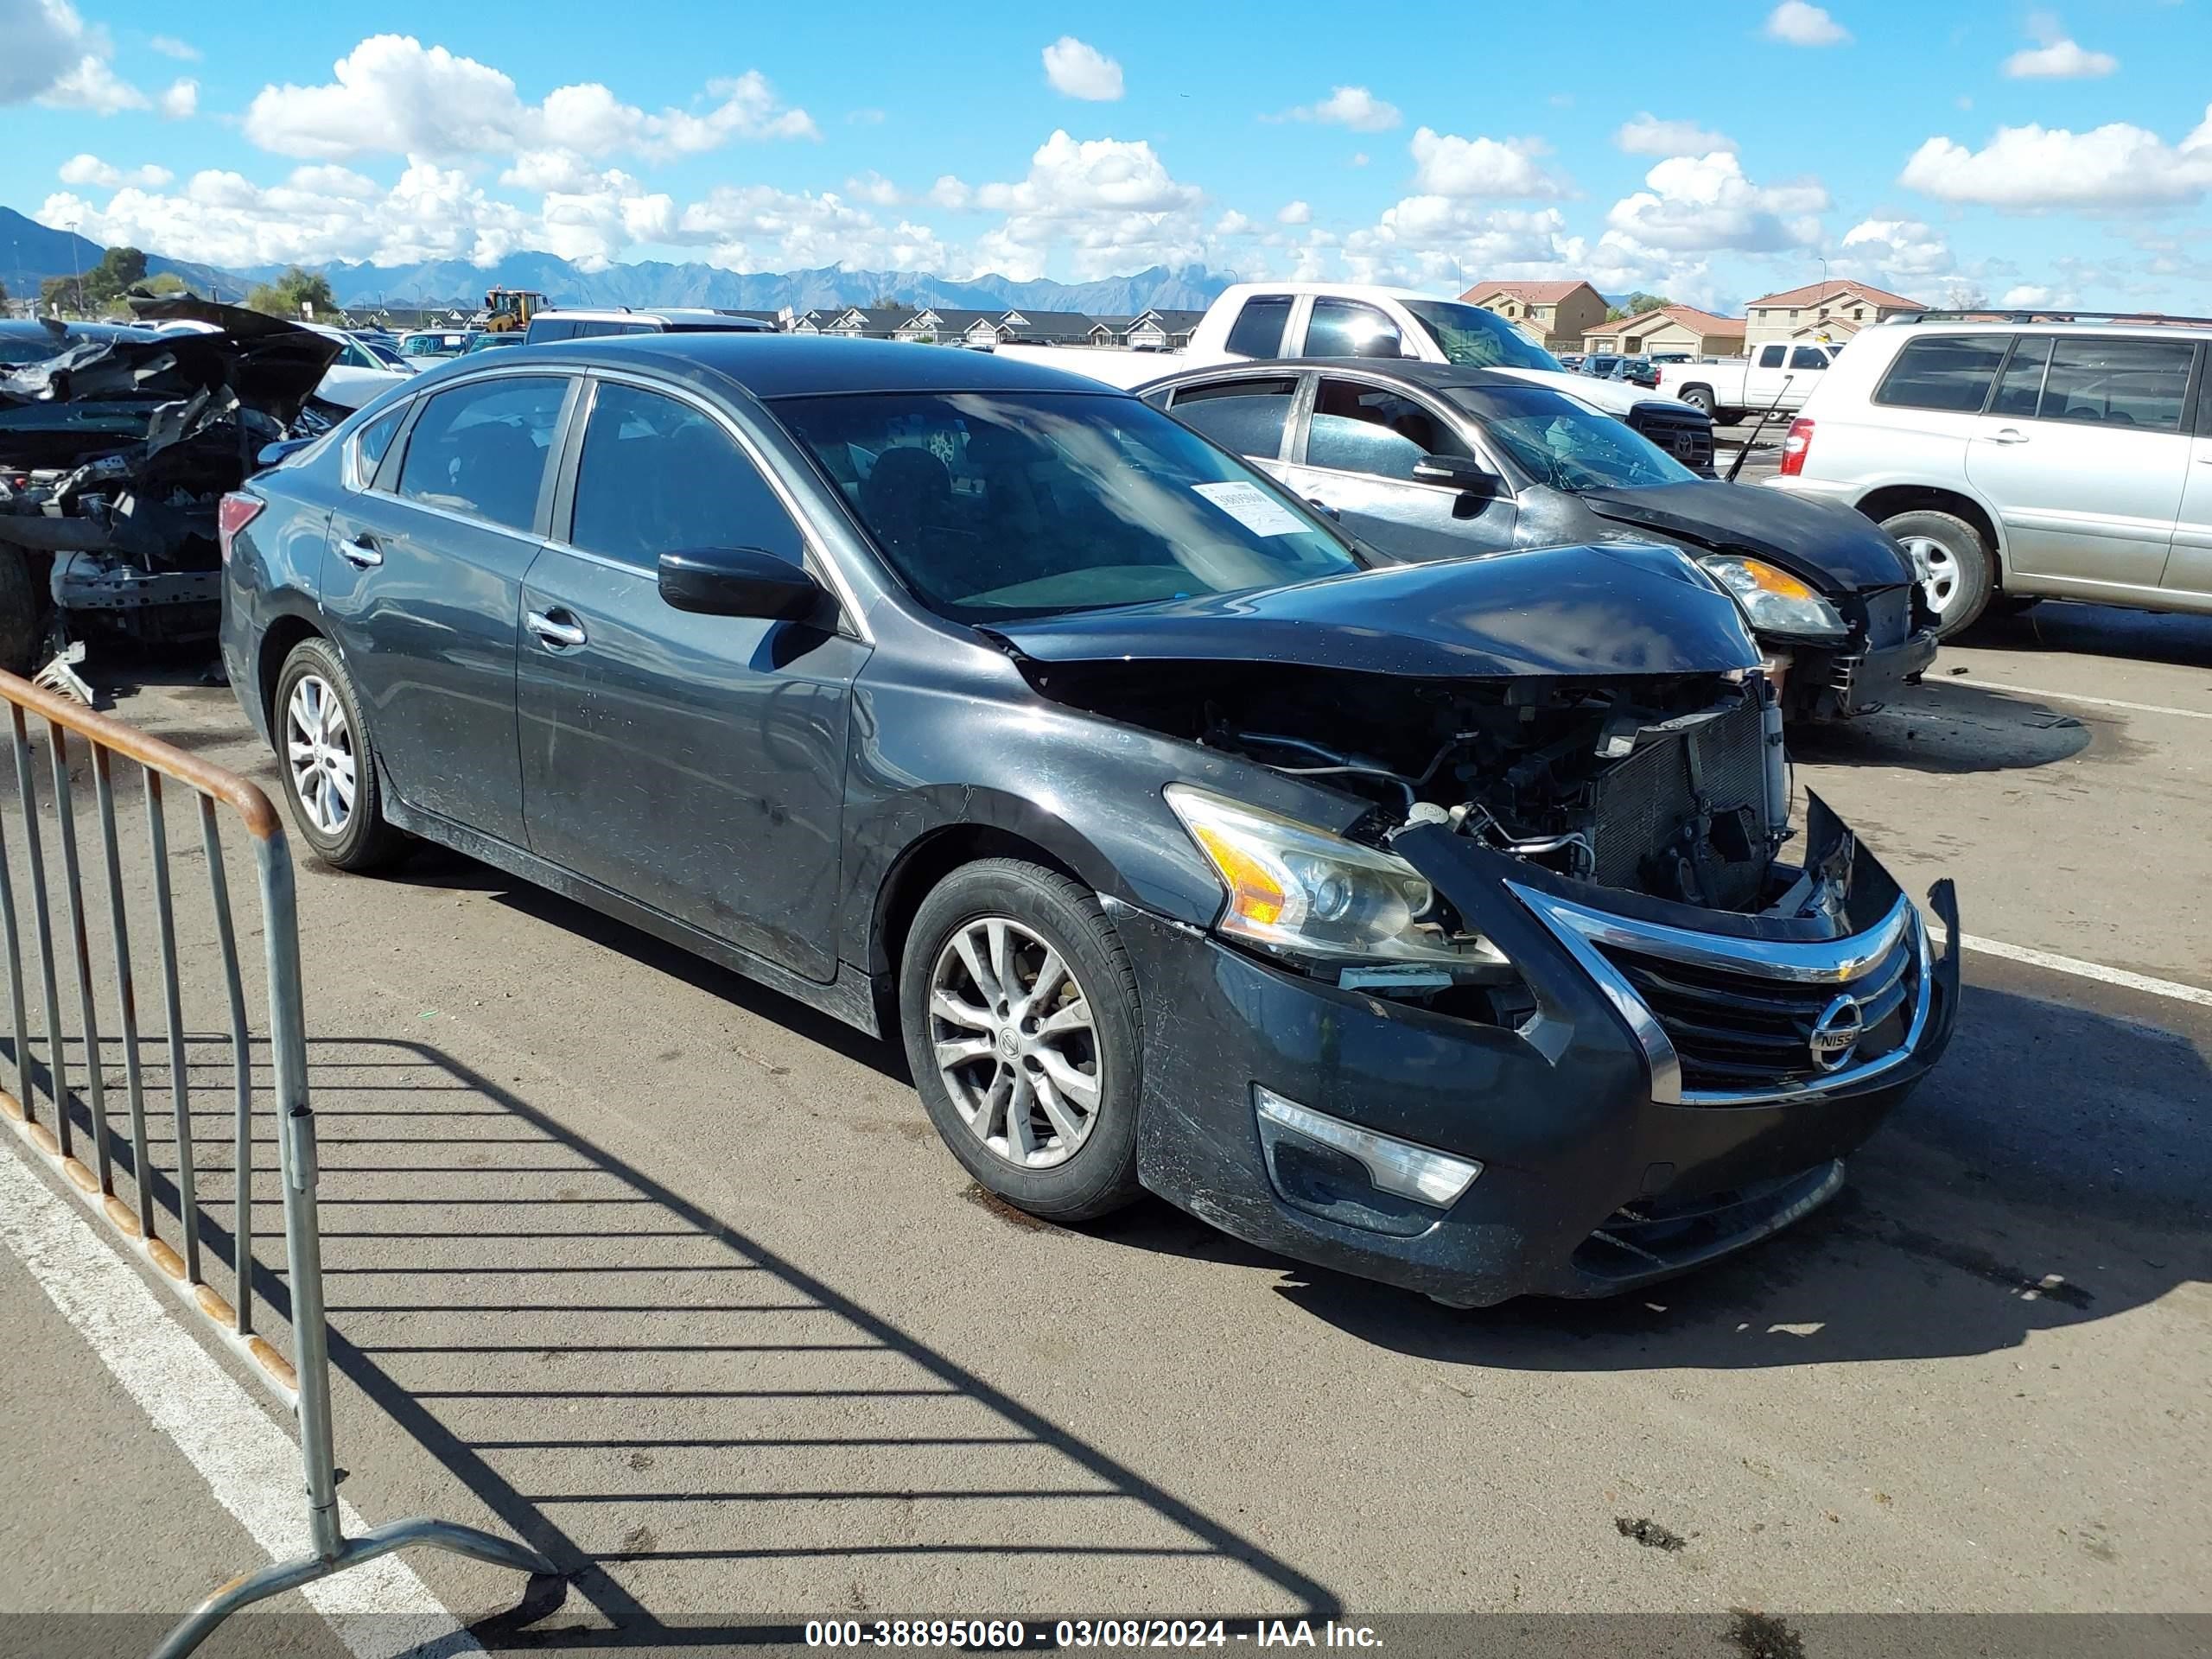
[658,546,824,620]
[1412,454,1500,495]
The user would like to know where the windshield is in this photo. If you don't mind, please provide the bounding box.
[774,390,1360,621]
[1447,384,1697,491]
[1399,301,1564,372]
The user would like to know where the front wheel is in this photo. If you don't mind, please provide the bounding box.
[1883,509,1996,639]
[271,638,410,871]
[900,859,1143,1222]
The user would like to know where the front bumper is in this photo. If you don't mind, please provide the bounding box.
[1839,624,1940,714]
[1122,797,1959,1307]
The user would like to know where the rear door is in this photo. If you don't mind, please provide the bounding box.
[1967,334,2199,593]
[321,371,575,844]
[518,374,867,980]
[1277,375,1518,560]
[1157,374,1302,480]
[2158,359,2212,604]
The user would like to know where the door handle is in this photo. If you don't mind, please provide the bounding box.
[335,533,383,568]
[1305,496,1341,518]
[1988,428,2030,445]
[525,609,587,650]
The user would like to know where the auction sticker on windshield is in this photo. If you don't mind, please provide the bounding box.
[1192,480,1306,536]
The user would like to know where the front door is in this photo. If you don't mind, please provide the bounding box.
[1279,376,1518,561]
[1967,334,2198,594]
[321,372,575,844]
[518,377,867,982]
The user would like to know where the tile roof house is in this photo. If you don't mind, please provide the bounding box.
[1459,279,1608,353]
[995,308,1097,344]
[1582,303,1747,359]
[1743,280,1923,347]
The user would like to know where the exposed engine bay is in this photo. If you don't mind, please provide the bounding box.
[1029,659,1789,912]
[0,299,340,683]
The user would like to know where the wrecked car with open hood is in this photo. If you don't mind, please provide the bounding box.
[219,336,1959,1306]
[0,297,340,681]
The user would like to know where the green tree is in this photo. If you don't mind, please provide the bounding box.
[39,274,84,316]
[1605,289,1674,321]
[79,245,149,308]
[245,266,340,320]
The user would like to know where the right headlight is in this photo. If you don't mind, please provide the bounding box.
[1166,785,1507,972]
[1698,555,1851,643]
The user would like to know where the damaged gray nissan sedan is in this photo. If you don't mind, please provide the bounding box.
[220,334,1959,1307]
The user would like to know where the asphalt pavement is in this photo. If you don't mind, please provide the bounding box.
[1,598,2207,1656]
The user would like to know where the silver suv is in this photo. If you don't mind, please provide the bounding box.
[1763,311,2211,635]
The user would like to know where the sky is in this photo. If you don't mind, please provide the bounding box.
[3,0,2211,312]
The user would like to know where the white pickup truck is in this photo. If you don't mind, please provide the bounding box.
[995,281,1718,472]
[1655,341,1841,424]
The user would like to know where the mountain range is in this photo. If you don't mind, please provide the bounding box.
[1,205,1230,317]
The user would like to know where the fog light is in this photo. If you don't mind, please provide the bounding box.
[1253,1086,1482,1208]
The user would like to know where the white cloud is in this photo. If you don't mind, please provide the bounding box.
[2000,284,2070,307]
[41,158,531,270]
[2004,12,2116,79]
[1281,86,1402,132]
[1764,3,1851,47]
[58,154,174,188]
[1408,127,1567,198]
[1277,200,1313,225]
[148,34,199,61]
[1040,36,1123,102]
[971,130,1205,280]
[243,35,815,161]
[1605,151,1829,252]
[671,185,949,272]
[40,54,149,114]
[928,175,972,210]
[1351,151,1370,168]
[158,77,196,118]
[1213,210,1256,236]
[1901,109,2212,208]
[4,0,90,103]
[1616,113,1736,156]
[1340,201,1580,288]
[1840,216,1955,279]
[846,171,902,207]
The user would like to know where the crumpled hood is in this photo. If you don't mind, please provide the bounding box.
[1578,480,1914,594]
[989,540,1762,680]
[0,297,340,431]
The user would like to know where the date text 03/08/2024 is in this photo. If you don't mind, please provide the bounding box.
[803,1620,1384,1649]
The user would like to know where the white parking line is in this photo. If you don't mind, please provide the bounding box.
[1951,932,2212,1010]
[1940,680,2212,721]
[0,1149,482,1659]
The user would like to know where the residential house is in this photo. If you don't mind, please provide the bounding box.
[1087,315,1137,346]
[827,307,913,339]
[1581,303,1746,359]
[893,307,1007,346]
[787,308,842,335]
[995,308,1097,344]
[1459,280,1608,353]
[1743,280,1923,348]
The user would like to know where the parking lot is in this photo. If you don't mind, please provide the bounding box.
[1,591,2206,1656]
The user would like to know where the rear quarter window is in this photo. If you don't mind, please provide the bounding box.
[1872,334,2011,413]
[1224,296,1293,359]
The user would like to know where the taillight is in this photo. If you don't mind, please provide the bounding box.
[217,493,265,563]
[1778,417,1815,477]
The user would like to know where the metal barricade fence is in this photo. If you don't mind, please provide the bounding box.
[0,668,552,1658]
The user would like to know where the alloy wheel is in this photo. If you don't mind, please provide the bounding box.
[1899,535,1960,616]
[284,674,356,836]
[927,916,1102,1169]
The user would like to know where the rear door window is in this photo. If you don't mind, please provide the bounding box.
[1166,377,1300,460]
[395,375,569,531]
[2037,337,2196,433]
[1788,346,1830,370]
[1989,338,2050,418]
[1304,300,1405,360]
[1305,378,1467,481]
[1873,335,2011,413]
[566,382,804,571]
[1757,346,1786,369]
[1223,296,1293,359]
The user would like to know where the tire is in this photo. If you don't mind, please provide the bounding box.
[270,638,410,872]
[1680,385,1716,417]
[1881,508,1996,639]
[899,858,1143,1223]
[0,550,43,679]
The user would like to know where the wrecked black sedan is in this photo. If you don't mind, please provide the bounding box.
[0,298,338,679]
[222,336,1958,1306]
[1141,359,1941,721]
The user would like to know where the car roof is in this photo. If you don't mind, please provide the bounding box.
[1875,315,2212,340]
[533,308,766,327]
[519,332,1134,397]
[1145,357,1547,395]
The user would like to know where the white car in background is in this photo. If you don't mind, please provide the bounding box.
[1764,311,2212,636]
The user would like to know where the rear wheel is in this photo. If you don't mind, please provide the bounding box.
[1679,385,1716,417]
[1884,509,1996,639]
[899,859,1143,1222]
[0,550,42,679]
[272,638,410,872]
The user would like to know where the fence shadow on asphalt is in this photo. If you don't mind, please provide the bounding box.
[35,1033,1335,1649]
[1788,683,2094,773]
[1255,981,2210,1370]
